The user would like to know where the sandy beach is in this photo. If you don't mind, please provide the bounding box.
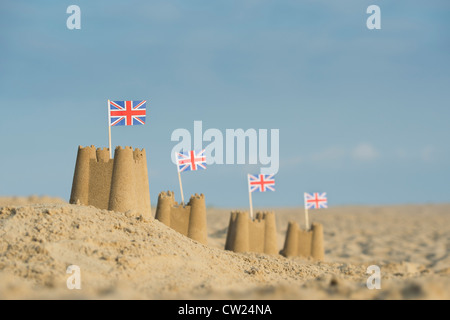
[0,196,448,299]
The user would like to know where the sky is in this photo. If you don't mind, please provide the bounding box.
[1,0,449,207]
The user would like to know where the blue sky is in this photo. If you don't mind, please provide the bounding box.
[1,0,449,207]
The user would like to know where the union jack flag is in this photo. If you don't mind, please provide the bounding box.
[248,174,275,193]
[109,100,147,126]
[304,192,328,209]
[177,150,207,172]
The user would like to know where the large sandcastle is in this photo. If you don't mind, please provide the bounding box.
[70,145,151,219]
[155,191,207,245]
[225,211,278,255]
[280,222,324,260]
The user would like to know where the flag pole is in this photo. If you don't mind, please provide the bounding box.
[248,174,254,220]
[305,207,310,230]
[304,192,310,230]
[177,169,185,205]
[249,190,254,221]
[107,100,112,159]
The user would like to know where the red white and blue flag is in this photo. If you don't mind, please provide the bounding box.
[304,192,328,209]
[177,150,207,172]
[109,100,147,126]
[248,174,275,193]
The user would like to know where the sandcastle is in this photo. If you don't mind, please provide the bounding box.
[280,222,324,260]
[70,145,151,219]
[225,211,278,254]
[155,191,207,245]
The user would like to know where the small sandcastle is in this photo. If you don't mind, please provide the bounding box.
[224,211,278,255]
[69,145,151,219]
[280,222,324,260]
[154,191,207,245]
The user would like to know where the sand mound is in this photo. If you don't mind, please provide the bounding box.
[0,203,449,299]
[0,196,66,207]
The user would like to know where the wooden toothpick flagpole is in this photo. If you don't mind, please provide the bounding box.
[107,99,112,159]
[304,192,310,230]
[249,191,254,221]
[248,174,254,220]
[177,162,185,205]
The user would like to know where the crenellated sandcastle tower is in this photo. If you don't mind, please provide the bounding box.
[225,211,278,255]
[70,145,151,219]
[155,191,207,245]
[280,222,324,260]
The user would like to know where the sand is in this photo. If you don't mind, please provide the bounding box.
[0,196,66,207]
[0,197,449,299]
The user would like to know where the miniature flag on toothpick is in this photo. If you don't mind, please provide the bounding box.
[176,150,207,172]
[109,100,147,126]
[247,174,275,220]
[304,192,328,209]
[248,174,275,193]
[175,150,207,205]
[303,192,327,230]
[107,100,147,158]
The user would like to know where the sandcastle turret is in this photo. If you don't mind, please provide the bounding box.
[187,194,207,244]
[310,222,324,260]
[281,221,299,257]
[70,145,151,219]
[261,212,278,254]
[225,211,278,255]
[96,147,110,162]
[225,211,250,253]
[70,145,97,205]
[109,147,137,213]
[155,191,175,226]
[280,221,324,260]
[154,191,208,245]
